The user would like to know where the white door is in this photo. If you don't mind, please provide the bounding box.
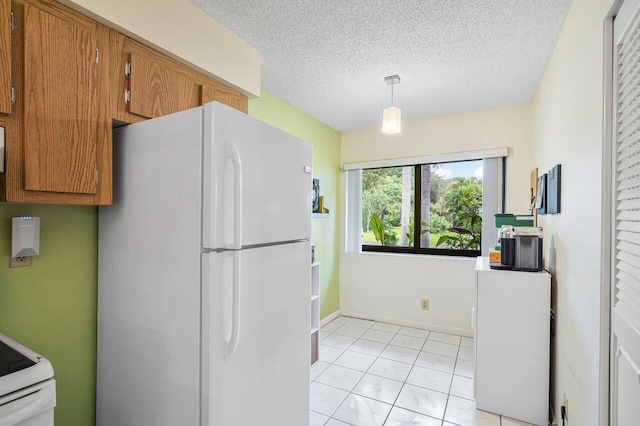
[611,1,640,424]
[201,241,311,426]
[202,102,313,250]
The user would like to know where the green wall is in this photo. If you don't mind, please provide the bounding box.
[0,204,97,426]
[250,90,342,319]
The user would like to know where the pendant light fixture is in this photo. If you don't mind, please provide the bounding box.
[382,74,401,134]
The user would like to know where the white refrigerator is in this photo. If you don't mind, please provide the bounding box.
[97,102,312,426]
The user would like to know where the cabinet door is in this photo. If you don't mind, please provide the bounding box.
[475,269,550,425]
[129,51,200,119]
[23,5,99,194]
[202,83,247,112]
[0,0,11,114]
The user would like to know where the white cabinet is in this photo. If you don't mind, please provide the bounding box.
[474,257,550,426]
[311,262,320,364]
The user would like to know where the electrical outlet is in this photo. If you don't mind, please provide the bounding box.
[563,393,568,420]
[10,256,32,268]
[421,299,429,310]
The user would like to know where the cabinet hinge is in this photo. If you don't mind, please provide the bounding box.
[10,86,14,105]
[124,89,131,104]
[95,48,99,64]
[10,11,14,31]
[124,61,131,77]
[95,170,99,183]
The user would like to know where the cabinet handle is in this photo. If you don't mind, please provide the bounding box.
[124,61,131,77]
[124,90,130,104]
[0,127,5,174]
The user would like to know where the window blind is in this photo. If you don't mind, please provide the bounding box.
[342,148,508,171]
[481,157,503,255]
[345,169,362,253]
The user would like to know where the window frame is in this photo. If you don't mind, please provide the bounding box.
[359,160,489,258]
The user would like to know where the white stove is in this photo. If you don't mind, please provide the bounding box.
[0,333,55,426]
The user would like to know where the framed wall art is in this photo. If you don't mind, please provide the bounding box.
[547,164,561,214]
[536,173,547,215]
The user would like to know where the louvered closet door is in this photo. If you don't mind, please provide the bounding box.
[612,1,640,424]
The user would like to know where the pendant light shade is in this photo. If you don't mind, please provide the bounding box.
[382,75,401,134]
[382,106,401,134]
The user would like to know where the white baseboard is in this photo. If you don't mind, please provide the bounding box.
[319,310,341,327]
[338,310,473,337]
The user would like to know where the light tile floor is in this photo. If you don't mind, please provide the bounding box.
[310,316,535,426]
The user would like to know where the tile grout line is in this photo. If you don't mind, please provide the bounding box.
[315,317,479,425]
[314,318,514,426]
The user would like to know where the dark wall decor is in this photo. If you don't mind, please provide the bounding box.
[312,179,320,212]
[537,173,547,215]
[535,165,561,216]
[547,164,561,214]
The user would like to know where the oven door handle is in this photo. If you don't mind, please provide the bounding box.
[0,385,54,426]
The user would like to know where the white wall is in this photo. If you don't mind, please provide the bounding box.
[531,0,614,423]
[340,104,533,335]
[340,253,477,335]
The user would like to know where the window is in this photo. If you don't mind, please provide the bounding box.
[344,149,506,257]
[362,160,483,256]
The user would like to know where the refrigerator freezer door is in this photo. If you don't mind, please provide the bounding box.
[202,241,311,426]
[203,102,312,250]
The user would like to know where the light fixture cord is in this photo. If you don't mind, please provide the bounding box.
[391,82,394,106]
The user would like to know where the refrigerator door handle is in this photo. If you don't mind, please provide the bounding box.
[225,250,241,361]
[226,139,243,250]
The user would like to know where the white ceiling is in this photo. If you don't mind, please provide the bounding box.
[189,0,573,132]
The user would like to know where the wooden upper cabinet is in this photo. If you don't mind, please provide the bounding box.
[128,48,201,119]
[202,82,247,112]
[119,39,248,121]
[1,0,247,205]
[0,0,11,114]
[23,5,101,194]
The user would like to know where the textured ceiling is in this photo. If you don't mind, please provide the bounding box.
[189,0,573,132]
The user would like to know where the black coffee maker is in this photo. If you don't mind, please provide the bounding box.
[498,225,543,271]
[499,225,516,267]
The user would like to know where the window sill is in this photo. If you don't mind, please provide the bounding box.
[362,245,479,258]
[349,249,479,262]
